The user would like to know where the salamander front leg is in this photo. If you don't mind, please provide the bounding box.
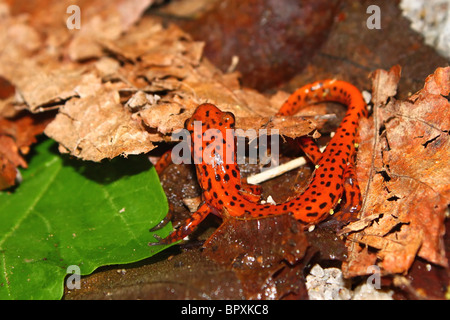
[149,204,174,232]
[149,203,213,245]
[154,150,172,175]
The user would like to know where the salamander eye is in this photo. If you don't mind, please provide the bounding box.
[221,112,235,127]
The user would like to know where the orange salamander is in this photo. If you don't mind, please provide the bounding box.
[150,79,368,245]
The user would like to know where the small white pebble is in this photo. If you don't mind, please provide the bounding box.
[266,195,276,205]
[362,90,372,104]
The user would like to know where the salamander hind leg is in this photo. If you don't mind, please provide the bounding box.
[297,136,323,164]
[333,163,362,223]
[239,178,263,202]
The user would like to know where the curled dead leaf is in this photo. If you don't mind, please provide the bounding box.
[343,67,450,277]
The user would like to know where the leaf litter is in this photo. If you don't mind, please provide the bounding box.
[0,0,316,170]
[342,66,450,276]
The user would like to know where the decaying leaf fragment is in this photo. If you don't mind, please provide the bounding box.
[203,214,309,299]
[343,67,450,277]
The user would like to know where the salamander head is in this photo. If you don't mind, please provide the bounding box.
[185,103,235,133]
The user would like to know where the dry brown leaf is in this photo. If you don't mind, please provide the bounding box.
[44,85,157,161]
[343,67,450,277]
[370,64,402,106]
[0,0,154,112]
[237,115,317,139]
[0,112,53,189]
[0,75,18,118]
[0,135,25,189]
[17,68,95,112]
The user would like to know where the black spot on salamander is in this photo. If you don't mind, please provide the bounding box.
[207,178,212,191]
[349,191,356,201]
[319,202,327,209]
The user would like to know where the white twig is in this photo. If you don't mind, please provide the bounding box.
[247,146,326,185]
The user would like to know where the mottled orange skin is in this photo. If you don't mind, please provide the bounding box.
[151,80,367,245]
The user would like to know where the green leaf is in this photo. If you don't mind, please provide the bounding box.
[0,139,171,299]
